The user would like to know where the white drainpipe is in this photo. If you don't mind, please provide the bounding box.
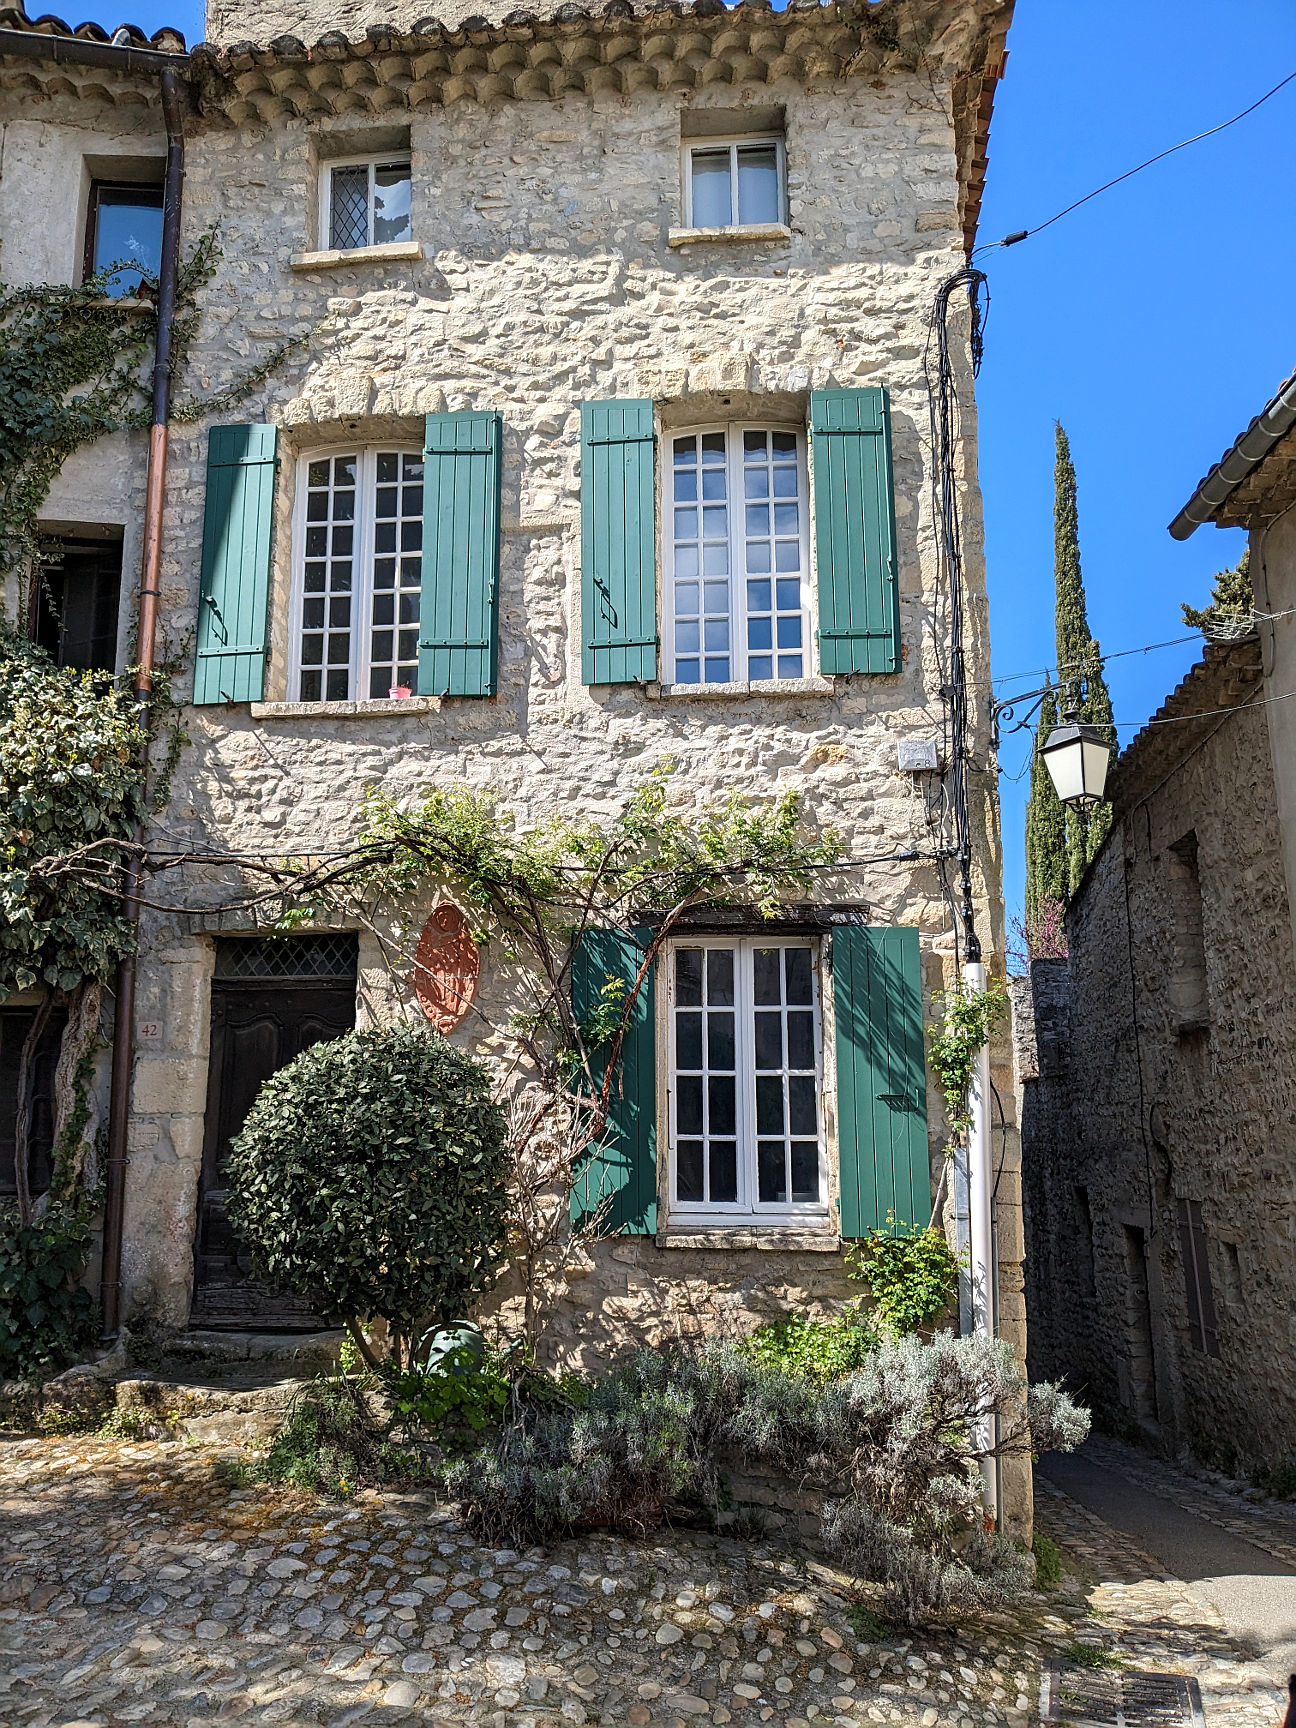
[963,957,999,1524]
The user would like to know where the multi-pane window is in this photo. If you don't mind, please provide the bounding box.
[685,138,784,229]
[668,427,810,684]
[324,157,412,251]
[669,940,822,1218]
[293,450,424,702]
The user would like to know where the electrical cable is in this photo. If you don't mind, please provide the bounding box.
[974,68,1296,257]
[977,607,1296,692]
[925,265,991,964]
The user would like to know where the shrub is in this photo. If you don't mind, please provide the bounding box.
[1032,1528,1063,1588]
[386,1323,510,1445]
[846,1222,958,1337]
[447,1333,1090,1624]
[0,1205,95,1380]
[737,1311,876,1383]
[254,1376,430,1497]
[225,1023,508,1365]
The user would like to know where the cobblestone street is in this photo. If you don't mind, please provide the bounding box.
[0,1433,1290,1728]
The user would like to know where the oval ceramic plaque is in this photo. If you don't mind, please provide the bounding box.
[413,904,479,1033]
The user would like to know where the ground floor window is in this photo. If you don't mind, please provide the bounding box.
[667,937,823,1219]
[0,1008,67,1198]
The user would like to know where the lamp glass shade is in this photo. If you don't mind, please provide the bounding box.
[1041,720,1112,807]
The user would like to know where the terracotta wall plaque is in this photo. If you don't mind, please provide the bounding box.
[413,904,479,1033]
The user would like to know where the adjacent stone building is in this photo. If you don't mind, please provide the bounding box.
[1021,386,1296,1478]
[2,0,1023,1497]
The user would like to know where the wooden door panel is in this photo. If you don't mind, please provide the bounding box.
[192,983,354,1330]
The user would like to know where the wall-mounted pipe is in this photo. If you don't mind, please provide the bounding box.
[1,24,188,1339]
[100,66,185,1340]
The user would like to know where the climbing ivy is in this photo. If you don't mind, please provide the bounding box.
[926,977,1008,1150]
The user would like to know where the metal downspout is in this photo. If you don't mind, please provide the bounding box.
[100,68,185,1340]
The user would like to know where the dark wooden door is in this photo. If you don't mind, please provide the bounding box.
[191,982,355,1330]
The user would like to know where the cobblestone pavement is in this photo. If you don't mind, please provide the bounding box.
[0,1434,1289,1728]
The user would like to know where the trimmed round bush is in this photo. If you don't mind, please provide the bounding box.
[226,1022,508,1345]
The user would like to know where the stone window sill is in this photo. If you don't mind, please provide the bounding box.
[74,294,155,313]
[290,241,424,271]
[250,696,441,719]
[646,676,835,701]
[667,223,792,248]
[657,1225,840,1252]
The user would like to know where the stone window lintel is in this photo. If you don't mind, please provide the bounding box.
[655,1226,841,1252]
[290,240,424,272]
[667,223,792,249]
[249,695,442,719]
[646,676,835,701]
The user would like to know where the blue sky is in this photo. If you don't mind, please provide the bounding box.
[63,0,1296,925]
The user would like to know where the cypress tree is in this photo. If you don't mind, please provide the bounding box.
[1052,423,1113,894]
[1022,424,1115,935]
[1024,686,1067,927]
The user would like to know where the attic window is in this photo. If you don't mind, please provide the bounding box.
[323,156,412,251]
[684,137,784,230]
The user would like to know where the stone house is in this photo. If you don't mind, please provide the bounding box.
[1020,386,1296,1475]
[2,0,1023,1490]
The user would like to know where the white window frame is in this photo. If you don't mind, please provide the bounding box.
[662,423,814,687]
[319,154,412,251]
[681,135,786,230]
[288,445,425,704]
[665,935,827,1225]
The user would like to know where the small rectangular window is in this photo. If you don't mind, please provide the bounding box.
[0,1008,67,1198]
[667,425,810,685]
[85,182,164,297]
[669,938,823,1219]
[1165,831,1209,1031]
[1178,1197,1220,1357]
[293,448,424,702]
[324,157,412,251]
[685,138,784,230]
[32,537,121,674]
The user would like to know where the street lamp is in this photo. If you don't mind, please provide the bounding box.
[1039,709,1113,809]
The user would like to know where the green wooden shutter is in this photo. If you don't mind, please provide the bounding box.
[832,925,931,1237]
[193,424,277,705]
[570,926,658,1235]
[581,399,658,685]
[418,410,502,698]
[809,386,899,675]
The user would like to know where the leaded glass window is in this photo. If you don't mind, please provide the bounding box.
[325,157,412,251]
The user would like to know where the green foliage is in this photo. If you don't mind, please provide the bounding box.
[1061,1642,1123,1670]
[737,1310,877,1382]
[1182,548,1252,632]
[0,632,147,994]
[447,1334,1090,1624]
[579,973,627,1050]
[225,1023,509,1353]
[253,1375,430,1497]
[847,1221,958,1337]
[1032,1528,1063,1588]
[0,1204,96,1379]
[926,979,1007,1148]
[386,1323,511,1443]
[847,1602,892,1642]
[1052,424,1114,896]
[1024,687,1068,926]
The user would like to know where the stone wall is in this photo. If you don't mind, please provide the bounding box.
[0,34,1024,1525]
[1020,641,1296,1476]
[0,87,164,663]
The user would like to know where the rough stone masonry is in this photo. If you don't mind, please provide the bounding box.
[1,0,1025,1515]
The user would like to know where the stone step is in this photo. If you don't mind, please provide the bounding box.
[24,1328,348,1444]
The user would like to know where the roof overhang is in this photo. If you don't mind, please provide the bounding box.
[1169,370,1296,540]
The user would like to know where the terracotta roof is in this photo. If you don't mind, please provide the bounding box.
[0,4,185,50]
[0,0,1011,257]
[1106,634,1265,809]
[1169,368,1296,538]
